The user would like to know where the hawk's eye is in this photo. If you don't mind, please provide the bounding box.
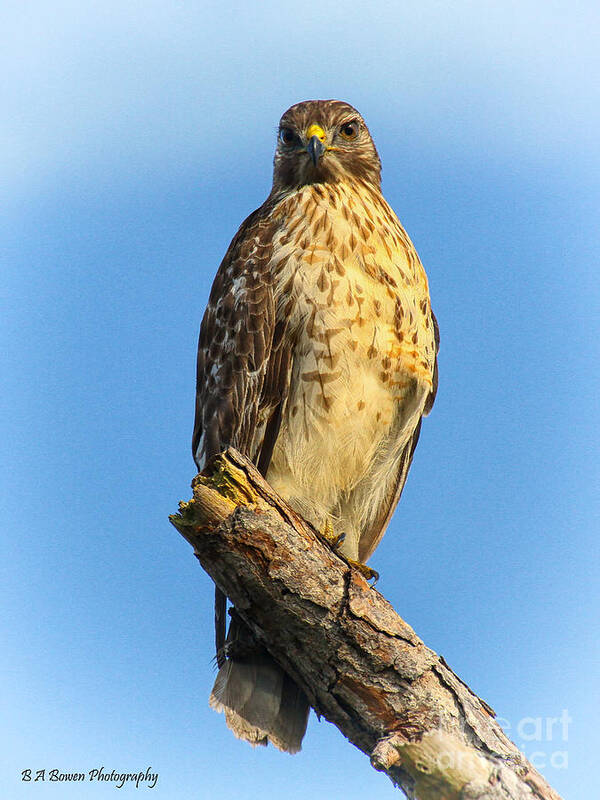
[279,127,296,146]
[339,120,359,140]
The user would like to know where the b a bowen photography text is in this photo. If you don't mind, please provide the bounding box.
[21,766,158,789]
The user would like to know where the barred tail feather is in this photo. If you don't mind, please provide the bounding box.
[209,652,309,754]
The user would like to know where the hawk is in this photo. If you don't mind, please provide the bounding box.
[192,100,439,753]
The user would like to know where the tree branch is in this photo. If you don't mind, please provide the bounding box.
[170,448,563,800]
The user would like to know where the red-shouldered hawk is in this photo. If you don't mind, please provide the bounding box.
[192,100,439,753]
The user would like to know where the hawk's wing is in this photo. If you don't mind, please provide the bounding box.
[358,311,439,563]
[192,204,290,473]
[192,204,292,661]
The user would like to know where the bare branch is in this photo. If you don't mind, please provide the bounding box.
[170,448,563,800]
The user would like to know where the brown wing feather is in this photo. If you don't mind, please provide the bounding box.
[423,310,440,416]
[192,202,289,470]
[358,309,439,563]
[192,202,291,662]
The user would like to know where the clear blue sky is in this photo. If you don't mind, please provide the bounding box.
[2,2,598,798]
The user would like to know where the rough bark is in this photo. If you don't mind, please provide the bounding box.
[170,448,563,800]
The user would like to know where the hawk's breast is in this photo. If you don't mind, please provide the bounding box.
[264,182,435,532]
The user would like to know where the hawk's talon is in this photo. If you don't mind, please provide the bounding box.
[320,518,346,549]
[346,559,379,585]
[320,520,378,584]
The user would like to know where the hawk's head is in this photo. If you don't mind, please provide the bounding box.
[272,100,382,193]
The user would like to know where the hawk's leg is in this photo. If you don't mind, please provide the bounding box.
[320,519,379,584]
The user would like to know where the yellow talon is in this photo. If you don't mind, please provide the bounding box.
[320,518,345,548]
[346,559,379,584]
[319,520,378,584]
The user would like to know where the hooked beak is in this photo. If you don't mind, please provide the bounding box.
[306,124,326,166]
[307,136,325,166]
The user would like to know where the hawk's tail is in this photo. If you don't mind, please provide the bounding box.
[209,616,309,753]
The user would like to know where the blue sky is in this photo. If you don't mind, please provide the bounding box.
[2,1,598,798]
